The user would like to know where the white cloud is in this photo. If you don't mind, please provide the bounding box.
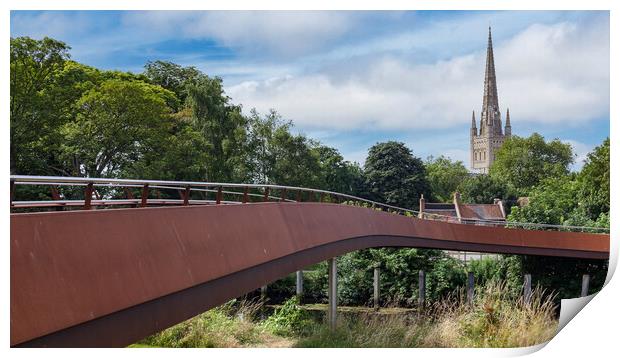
[226,18,609,132]
[122,11,355,56]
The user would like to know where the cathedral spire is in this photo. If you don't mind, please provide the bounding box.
[471,110,476,128]
[471,26,509,174]
[481,26,499,127]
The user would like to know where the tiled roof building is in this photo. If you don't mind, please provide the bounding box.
[419,192,506,224]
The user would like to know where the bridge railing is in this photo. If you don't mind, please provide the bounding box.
[10,175,609,234]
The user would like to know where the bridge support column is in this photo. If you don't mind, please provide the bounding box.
[524,274,532,305]
[296,270,304,303]
[467,272,474,304]
[418,270,426,308]
[328,257,338,330]
[581,274,590,297]
[373,265,380,311]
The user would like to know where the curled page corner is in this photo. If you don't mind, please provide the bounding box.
[503,341,550,356]
[557,293,596,333]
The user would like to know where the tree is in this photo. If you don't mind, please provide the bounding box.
[577,137,609,220]
[364,141,430,209]
[313,145,365,196]
[186,76,248,182]
[143,60,202,109]
[10,36,71,175]
[458,174,512,204]
[507,175,579,226]
[425,155,469,202]
[122,116,210,182]
[490,133,573,195]
[245,109,322,188]
[60,79,175,177]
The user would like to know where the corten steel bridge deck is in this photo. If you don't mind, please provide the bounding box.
[10,175,609,347]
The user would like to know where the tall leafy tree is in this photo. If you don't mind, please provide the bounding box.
[245,109,321,187]
[122,116,210,182]
[507,175,579,226]
[364,141,430,209]
[186,76,247,182]
[313,145,365,196]
[10,37,71,175]
[577,137,610,220]
[425,155,469,202]
[490,133,573,195]
[61,79,175,177]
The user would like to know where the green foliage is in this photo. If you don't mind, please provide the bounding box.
[10,36,72,175]
[427,257,466,300]
[187,75,248,182]
[313,145,366,195]
[467,256,523,298]
[577,137,609,220]
[60,79,175,177]
[508,175,579,226]
[143,60,202,108]
[515,256,607,300]
[261,297,313,336]
[425,155,469,202]
[490,133,573,195]
[337,248,462,306]
[139,305,263,348]
[458,174,513,204]
[364,141,430,208]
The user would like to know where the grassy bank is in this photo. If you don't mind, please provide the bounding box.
[132,281,558,348]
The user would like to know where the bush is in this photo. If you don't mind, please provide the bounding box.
[261,297,313,336]
[467,255,522,298]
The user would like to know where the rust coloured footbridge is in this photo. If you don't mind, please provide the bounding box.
[10,176,610,347]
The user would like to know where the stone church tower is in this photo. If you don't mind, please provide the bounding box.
[470,27,511,173]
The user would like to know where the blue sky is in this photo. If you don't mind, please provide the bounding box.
[11,10,610,170]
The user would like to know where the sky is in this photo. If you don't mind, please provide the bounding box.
[10,10,610,171]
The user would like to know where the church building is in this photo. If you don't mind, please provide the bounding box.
[470,27,511,173]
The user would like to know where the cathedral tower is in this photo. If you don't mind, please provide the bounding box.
[470,27,511,173]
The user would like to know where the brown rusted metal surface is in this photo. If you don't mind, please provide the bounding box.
[50,186,61,201]
[183,186,190,206]
[11,203,609,347]
[242,186,249,203]
[83,183,93,210]
[140,184,149,207]
[216,186,223,205]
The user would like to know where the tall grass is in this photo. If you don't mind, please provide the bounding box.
[297,281,558,348]
[134,280,558,348]
[136,299,285,348]
[422,281,557,347]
